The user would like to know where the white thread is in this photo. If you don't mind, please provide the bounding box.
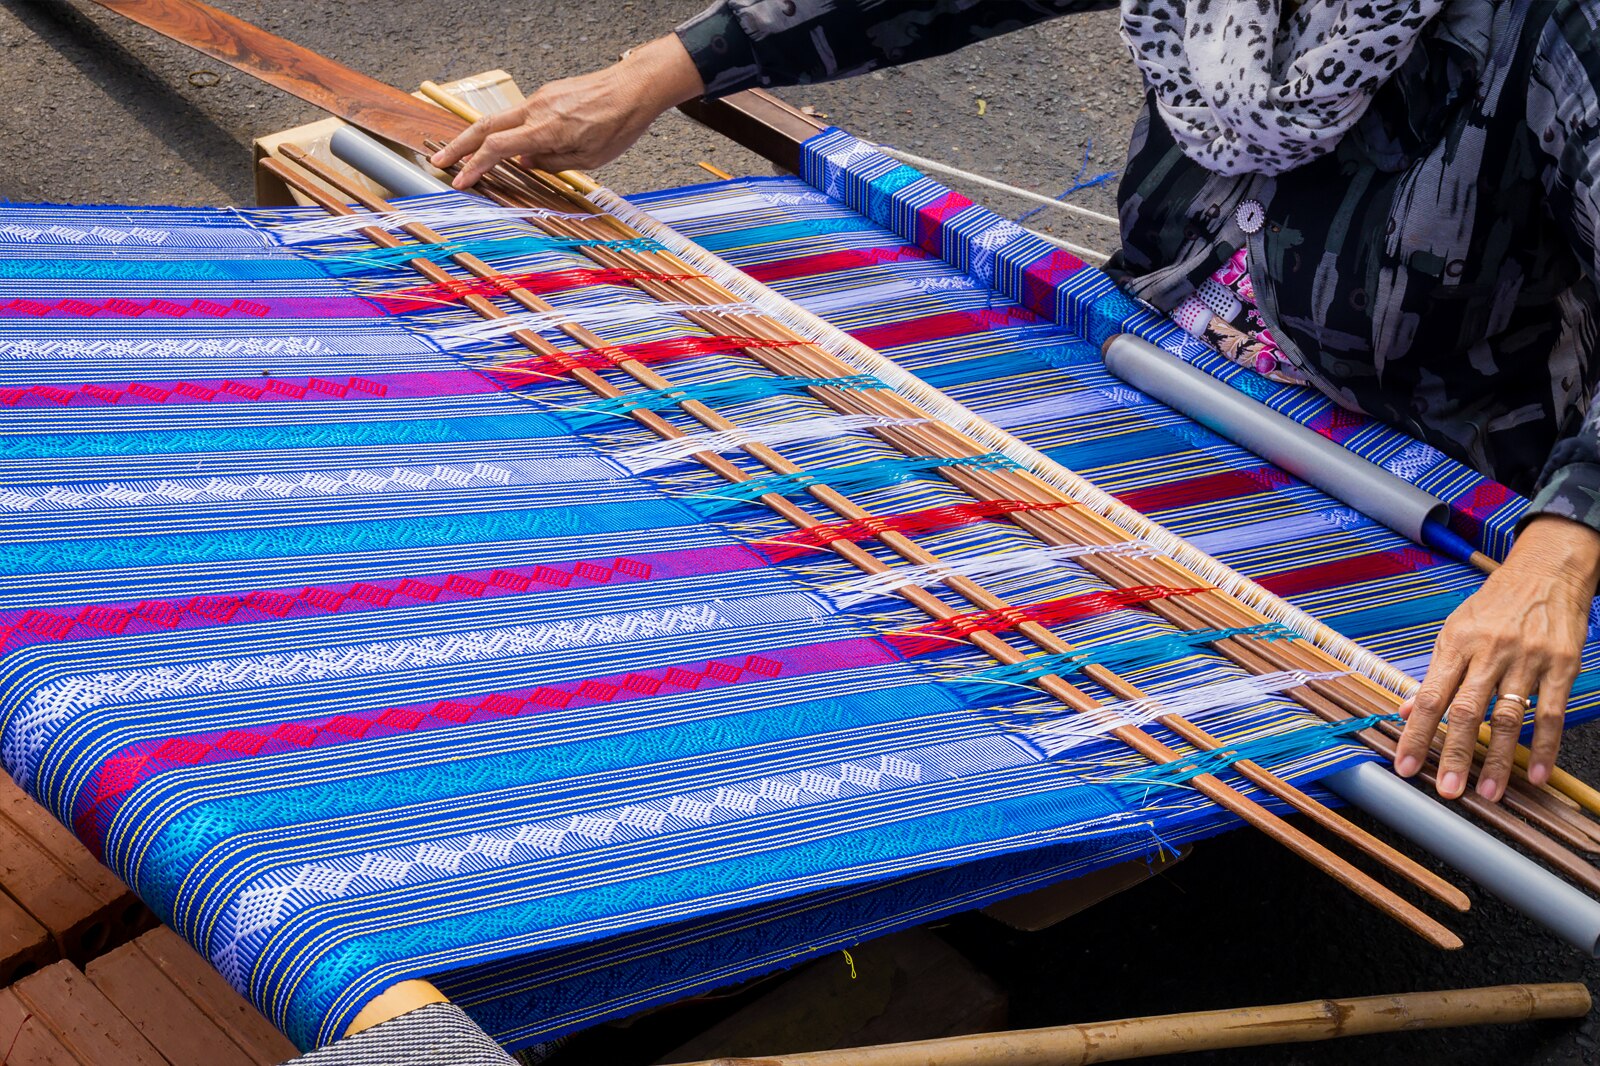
[1024,670,1350,756]
[614,415,930,473]
[432,301,755,346]
[825,543,1158,607]
[263,204,599,243]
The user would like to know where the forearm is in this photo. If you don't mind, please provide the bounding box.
[675,0,1108,98]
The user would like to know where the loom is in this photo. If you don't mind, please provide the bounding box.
[5,2,1600,1060]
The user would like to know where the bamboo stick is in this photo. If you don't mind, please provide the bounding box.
[261,151,1464,946]
[344,980,448,1037]
[664,983,1592,1066]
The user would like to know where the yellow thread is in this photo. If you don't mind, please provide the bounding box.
[842,949,857,979]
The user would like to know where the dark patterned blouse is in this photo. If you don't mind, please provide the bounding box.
[676,0,1600,533]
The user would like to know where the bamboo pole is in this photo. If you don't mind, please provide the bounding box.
[665,983,1592,1066]
[260,150,1465,947]
[344,980,448,1037]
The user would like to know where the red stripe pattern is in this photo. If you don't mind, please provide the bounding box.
[759,499,1080,561]
[889,585,1207,656]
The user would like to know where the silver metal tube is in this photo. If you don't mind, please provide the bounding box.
[1326,762,1600,955]
[1101,334,1448,543]
[329,127,451,197]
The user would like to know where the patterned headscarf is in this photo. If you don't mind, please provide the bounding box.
[1120,0,1449,175]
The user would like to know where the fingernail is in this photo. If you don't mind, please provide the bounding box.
[1397,698,1413,718]
[1395,754,1419,776]
[1477,776,1499,800]
[1439,771,1463,796]
[428,152,442,165]
[1529,763,1550,786]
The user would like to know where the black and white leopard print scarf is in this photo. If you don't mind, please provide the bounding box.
[1120,0,1448,175]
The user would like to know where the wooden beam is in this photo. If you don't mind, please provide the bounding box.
[677,89,826,173]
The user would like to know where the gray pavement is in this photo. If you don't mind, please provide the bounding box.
[0,2,1595,1063]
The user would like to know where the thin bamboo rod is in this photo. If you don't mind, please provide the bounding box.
[262,151,1462,947]
[665,983,1592,1066]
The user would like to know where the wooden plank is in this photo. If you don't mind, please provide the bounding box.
[11,962,170,1065]
[677,89,827,174]
[87,930,295,1066]
[0,774,150,963]
[89,0,465,153]
[0,891,53,988]
[0,984,81,1066]
[86,943,256,1066]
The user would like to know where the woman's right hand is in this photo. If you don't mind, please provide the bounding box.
[430,34,706,189]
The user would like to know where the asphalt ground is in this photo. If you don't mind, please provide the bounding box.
[0,2,1596,1063]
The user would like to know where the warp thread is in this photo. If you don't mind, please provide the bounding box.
[320,235,662,272]
[762,499,1085,562]
[692,453,1022,514]
[953,623,1299,699]
[433,301,754,347]
[265,203,600,243]
[562,374,887,428]
[614,415,931,473]
[888,585,1207,657]
[486,334,816,378]
[373,267,700,310]
[1105,713,1399,795]
[1020,669,1354,757]
[825,541,1159,607]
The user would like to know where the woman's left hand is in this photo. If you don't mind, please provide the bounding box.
[1394,514,1600,801]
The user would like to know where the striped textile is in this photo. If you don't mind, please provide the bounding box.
[0,171,1509,1058]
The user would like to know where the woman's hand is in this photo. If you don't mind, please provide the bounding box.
[430,34,706,189]
[1395,514,1600,801]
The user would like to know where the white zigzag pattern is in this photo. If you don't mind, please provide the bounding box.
[209,751,933,984]
[0,224,170,246]
[5,601,739,787]
[0,336,333,361]
[0,462,532,513]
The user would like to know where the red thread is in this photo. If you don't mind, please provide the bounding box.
[487,334,812,379]
[375,267,699,309]
[888,585,1206,656]
[2,1012,32,1065]
[760,499,1081,561]
[3,297,271,318]
[0,376,387,409]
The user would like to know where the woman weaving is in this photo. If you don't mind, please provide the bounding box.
[435,0,1600,809]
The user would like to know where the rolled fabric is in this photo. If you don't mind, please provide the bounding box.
[329,126,451,197]
[1101,334,1457,552]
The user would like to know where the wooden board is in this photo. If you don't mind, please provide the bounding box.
[0,773,150,965]
[86,930,296,1066]
[4,962,169,1066]
[90,0,466,153]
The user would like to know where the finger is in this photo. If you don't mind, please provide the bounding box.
[1395,650,1465,777]
[1435,665,1502,799]
[430,107,522,169]
[1476,672,1536,802]
[452,129,529,190]
[1528,662,1576,785]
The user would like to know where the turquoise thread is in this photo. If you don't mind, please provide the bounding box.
[320,235,663,273]
[1108,714,1398,797]
[691,452,1022,514]
[562,374,886,427]
[955,624,1297,701]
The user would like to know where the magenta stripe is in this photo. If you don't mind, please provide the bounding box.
[69,635,896,851]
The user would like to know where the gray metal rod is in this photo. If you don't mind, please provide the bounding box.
[1101,334,1448,543]
[328,126,451,197]
[1326,762,1600,955]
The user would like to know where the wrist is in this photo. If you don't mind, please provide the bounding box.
[615,34,706,110]
[1508,514,1600,590]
